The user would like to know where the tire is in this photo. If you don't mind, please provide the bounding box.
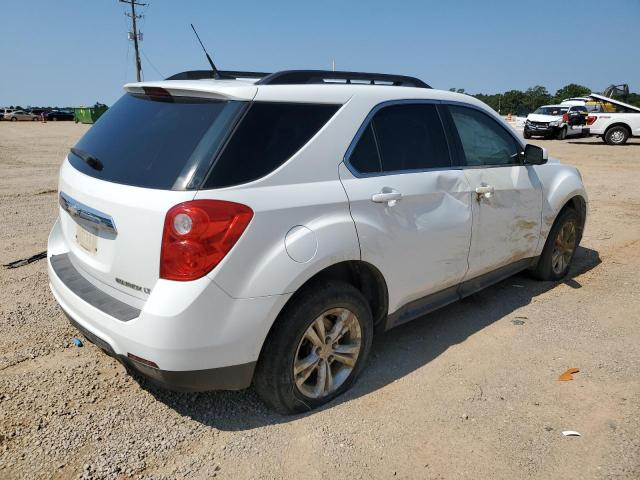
[10,117,17,122]
[532,208,579,281]
[523,130,531,139]
[32,117,39,121]
[52,117,58,122]
[253,281,373,414]
[604,126,629,145]
[556,127,567,140]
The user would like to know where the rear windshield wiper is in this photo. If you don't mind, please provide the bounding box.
[70,147,103,171]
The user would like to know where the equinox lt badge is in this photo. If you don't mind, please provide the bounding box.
[116,278,151,295]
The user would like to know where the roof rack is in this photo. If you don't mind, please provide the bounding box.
[165,69,431,89]
[165,70,271,81]
[257,70,430,88]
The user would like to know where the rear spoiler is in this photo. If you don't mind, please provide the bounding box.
[123,81,258,101]
[589,93,640,113]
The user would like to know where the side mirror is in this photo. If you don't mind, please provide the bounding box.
[523,144,547,165]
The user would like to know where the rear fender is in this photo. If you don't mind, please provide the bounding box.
[197,182,361,298]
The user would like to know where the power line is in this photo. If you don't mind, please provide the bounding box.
[141,48,164,79]
[120,0,147,82]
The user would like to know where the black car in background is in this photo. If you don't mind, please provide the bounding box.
[45,110,74,121]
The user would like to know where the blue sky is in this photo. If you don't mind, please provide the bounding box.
[1,0,638,106]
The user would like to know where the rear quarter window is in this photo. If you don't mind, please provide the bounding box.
[203,102,340,188]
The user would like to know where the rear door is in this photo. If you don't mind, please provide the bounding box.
[339,102,472,315]
[444,104,542,281]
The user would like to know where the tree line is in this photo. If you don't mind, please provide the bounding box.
[448,84,640,116]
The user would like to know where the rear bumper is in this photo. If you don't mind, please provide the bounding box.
[47,218,290,391]
[63,310,255,391]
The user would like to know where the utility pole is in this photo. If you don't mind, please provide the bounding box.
[120,0,147,82]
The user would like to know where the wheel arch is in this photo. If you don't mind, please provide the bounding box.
[537,166,588,255]
[258,260,389,359]
[604,122,632,136]
[560,194,587,242]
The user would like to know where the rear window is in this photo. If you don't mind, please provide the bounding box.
[203,102,340,189]
[69,93,244,190]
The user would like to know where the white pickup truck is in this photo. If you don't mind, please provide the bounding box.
[585,93,640,145]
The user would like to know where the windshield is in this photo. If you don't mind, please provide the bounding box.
[533,106,568,116]
[69,93,245,190]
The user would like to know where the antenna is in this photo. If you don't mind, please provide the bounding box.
[190,24,220,79]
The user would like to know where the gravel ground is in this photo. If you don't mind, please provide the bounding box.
[0,122,639,479]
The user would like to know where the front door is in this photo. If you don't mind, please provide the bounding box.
[445,104,543,280]
[339,102,473,315]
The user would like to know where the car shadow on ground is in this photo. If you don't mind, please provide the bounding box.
[140,246,601,431]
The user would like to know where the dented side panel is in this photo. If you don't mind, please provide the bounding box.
[339,164,473,313]
[463,165,543,279]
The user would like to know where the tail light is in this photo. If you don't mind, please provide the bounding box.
[160,200,253,281]
[586,115,597,126]
[562,113,569,123]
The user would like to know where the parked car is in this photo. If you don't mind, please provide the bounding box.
[3,110,39,121]
[48,69,588,413]
[524,104,589,139]
[1,108,17,119]
[45,110,74,121]
[584,93,640,145]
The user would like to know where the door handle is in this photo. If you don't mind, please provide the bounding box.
[371,189,402,206]
[475,185,495,200]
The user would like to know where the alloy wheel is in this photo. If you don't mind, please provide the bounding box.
[551,220,577,275]
[293,308,362,399]
[610,130,625,144]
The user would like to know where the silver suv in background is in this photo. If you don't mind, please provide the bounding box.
[3,109,39,121]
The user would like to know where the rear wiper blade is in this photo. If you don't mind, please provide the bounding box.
[70,147,103,171]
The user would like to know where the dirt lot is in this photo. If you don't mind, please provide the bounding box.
[0,122,639,479]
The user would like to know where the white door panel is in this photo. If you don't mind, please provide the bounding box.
[339,163,472,313]
[463,166,542,279]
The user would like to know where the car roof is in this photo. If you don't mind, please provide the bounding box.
[124,77,485,108]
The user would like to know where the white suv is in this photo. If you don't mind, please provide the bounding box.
[48,69,588,413]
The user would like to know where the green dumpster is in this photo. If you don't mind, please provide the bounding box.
[74,103,108,124]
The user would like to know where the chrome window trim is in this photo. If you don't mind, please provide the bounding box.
[59,192,118,235]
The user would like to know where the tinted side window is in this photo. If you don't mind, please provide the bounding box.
[348,124,381,174]
[205,102,340,188]
[449,105,521,166]
[372,104,450,172]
